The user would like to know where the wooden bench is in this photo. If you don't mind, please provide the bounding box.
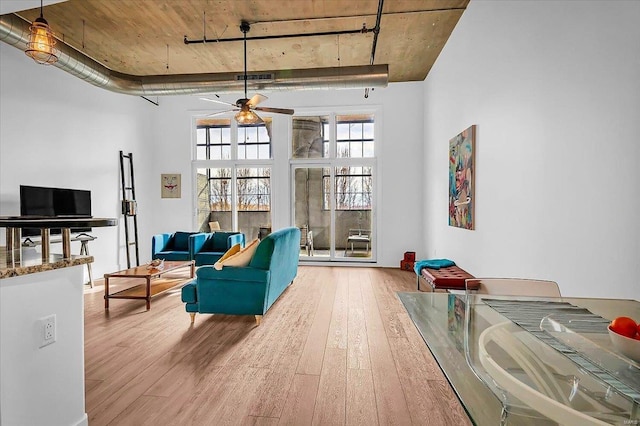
[417,265,476,292]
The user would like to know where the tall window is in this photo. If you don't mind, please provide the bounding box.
[194,118,272,238]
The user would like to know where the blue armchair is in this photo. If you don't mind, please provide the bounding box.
[151,231,201,261]
[181,227,300,325]
[191,231,245,266]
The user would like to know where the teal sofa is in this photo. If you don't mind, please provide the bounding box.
[181,227,301,325]
[191,231,245,266]
[151,231,202,261]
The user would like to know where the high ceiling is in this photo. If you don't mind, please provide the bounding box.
[14,0,468,83]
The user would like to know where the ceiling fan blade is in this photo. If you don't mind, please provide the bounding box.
[200,97,236,107]
[247,93,268,108]
[206,109,234,117]
[255,106,295,115]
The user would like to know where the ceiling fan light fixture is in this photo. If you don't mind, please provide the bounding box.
[235,109,261,125]
[25,2,58,65]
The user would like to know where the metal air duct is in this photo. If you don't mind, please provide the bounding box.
[0,13,388,96]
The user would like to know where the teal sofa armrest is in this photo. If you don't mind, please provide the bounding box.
[151,233,172,259]
[228,233,246,249]
[189,233,209,260]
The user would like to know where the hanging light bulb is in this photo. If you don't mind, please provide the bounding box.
[25,0,59,65]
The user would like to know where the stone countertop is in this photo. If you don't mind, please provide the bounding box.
[0,248,93,279]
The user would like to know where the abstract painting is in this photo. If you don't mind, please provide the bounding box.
[449,125,475,229]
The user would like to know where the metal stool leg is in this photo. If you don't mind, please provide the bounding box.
[80,241,94,288]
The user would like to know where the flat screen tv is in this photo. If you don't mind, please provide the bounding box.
[20,185,92,237]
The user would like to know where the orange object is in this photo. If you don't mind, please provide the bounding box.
[400,260,414,271]
[610,316,638,339]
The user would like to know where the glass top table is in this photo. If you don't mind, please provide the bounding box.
[398,292,640,425]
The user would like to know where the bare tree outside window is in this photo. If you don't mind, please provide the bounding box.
[238,168,271,211]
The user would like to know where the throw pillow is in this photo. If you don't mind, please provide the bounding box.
[214,238,259,270]
[217,243,241,264]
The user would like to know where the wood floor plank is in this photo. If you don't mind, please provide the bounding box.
[346,368,378,426]
[277,373,320,426]
[312,347,347,425]
[88,350,188,425]
[296,268,336,375]
[360,270,413,425]
[82,266,472,426]
[326,269,349,349]
[347,273,370,370]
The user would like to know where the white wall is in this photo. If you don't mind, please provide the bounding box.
[423,0,640,299]
[1,265,87,426]
[151,83,425,267]
[0,44,156,276]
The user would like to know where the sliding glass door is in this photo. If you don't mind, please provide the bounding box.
[291,113,375,262]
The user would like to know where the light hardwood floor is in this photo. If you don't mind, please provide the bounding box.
[84,266,472,425]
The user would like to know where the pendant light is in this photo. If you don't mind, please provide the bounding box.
[25,0,58,65]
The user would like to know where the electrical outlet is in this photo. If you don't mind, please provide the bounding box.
[39,314,56,348]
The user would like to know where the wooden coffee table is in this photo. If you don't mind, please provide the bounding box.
[104,260,195,310]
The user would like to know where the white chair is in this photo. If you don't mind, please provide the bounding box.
[299,225,314,256]
[465,278,561,298]
[345,228,370,255]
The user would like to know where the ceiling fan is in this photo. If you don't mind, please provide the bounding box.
[200,21,294,124]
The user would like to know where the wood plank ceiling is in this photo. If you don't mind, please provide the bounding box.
[15,0,468,83]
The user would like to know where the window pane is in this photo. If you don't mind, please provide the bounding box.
[237,167,271,212]
[239,124,270,160]
[210,146,222,160]
[292,116,328,159]
[336,114,375,159]
[258,126,269,141]
[195,121,231,160]
[259,145,270,159]
[221,127,230,142]
[334,165,372,210]
[349,123,362,139]
[221,145,231,160]
[363,141,374,157]
[209,127,221,142]
[337,123,350,140]
[350,141,363,158]
[196,146,207,160]
[245,127,258,142]
[337,141,349,158]
[246,144,258,159]
[209,168,232,212]
[363,122,374,139]
[196,128,206,144]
